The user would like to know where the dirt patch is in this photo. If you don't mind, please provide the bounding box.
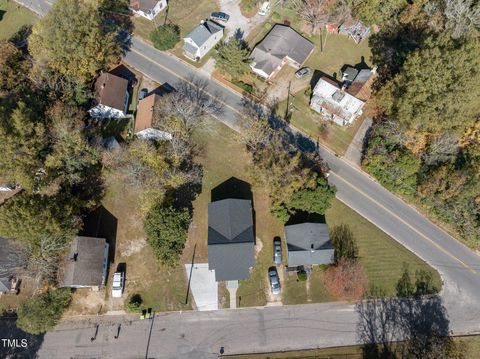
[64,289,106,316]
[255,236,264,256]
[119,237,147,258]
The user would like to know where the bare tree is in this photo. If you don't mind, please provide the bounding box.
[444,0,480,38]
[290,0,350,33]
[154,76,224,136]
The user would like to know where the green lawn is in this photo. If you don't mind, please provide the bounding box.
[0,0,38,40]
[133,0,219,41]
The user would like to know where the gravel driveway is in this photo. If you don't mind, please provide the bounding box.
[218,0,267,40]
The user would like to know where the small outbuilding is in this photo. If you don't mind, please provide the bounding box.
[284,222,334,269]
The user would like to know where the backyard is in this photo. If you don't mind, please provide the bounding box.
[0,0,37,40]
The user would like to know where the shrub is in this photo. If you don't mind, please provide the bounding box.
[297,270,308,281]
[126,293,143,312]
[150,24,180,51]
[232,79,254,93]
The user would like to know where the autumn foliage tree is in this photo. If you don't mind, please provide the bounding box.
[324,258,367,301]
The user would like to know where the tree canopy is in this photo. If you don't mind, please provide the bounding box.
[150,24,180,51]
[16,288,72,334]
[214,39,252,79]
[29,0,122,84]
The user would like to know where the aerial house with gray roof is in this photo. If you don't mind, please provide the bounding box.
[250,24,315,80]
[208,199,255,282]
[183,20,224,61]
[59,236,109,291]
[284,222,334,270]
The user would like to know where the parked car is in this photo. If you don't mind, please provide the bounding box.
[258,1,270,16]
[111,272,124,298]
[138,88,148,101]
[295,67,311,79]
[211,12,230,22]
[273,237,282,265]
[268,268,281,295]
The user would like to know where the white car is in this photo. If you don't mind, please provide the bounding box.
[258,1,270,16]
[111,272,124,298]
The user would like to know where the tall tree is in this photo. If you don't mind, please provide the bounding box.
[347,0,407,25]
[214,38,252,79]
[286,176,336,215]
[0,102,47,192]
[378,34,480,134]
[29,0,122,84]
[16,288,72,334]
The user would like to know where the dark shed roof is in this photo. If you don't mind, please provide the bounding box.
[208,199,255,281]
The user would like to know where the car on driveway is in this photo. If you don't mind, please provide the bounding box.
[268,267,281,295]
[211,12,230,22]
[295,67,311,79]
[112,272,124,298]
[273,237,282,265]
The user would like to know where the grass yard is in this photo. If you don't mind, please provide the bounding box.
[0,0,37,40]
[283,199,441,305]
[222,335,480,359]
[102,168,192,312]
[188,119,284,309]
[277,93,366,155]
[132,0,219,42]
[326,200,441,296]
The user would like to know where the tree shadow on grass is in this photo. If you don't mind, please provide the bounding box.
[0,317,44,358]
[356,294,458,358]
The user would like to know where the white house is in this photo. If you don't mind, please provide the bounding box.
[183,20,224,61]
[310,77,365,126]
[130,0,167,20]
[89,72,129,119]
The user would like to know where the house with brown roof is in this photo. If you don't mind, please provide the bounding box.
[89,72,129,119]
[250,24,315,80]
[59,236,109,291]
[130,0,167,20]
[134,93,173,140]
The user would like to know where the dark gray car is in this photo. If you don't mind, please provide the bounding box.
[211,12,230,22]
[273,237,282,265]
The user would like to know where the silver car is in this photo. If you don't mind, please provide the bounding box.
[269,268,281,295]
[273,237,282,265]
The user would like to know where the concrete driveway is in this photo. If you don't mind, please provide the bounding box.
[185,263,218,311]
[219,0,266,40]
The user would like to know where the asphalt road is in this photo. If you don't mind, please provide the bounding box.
[8,2,480,356]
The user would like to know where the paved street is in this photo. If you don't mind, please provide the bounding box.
[8,1,480,357]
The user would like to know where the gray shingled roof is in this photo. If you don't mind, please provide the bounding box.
[0,277,10,293]
[251,24,314,76]
[185,20,223,47]
[208,199,255,281]
[0,237,23,277]
[285,223,334,267]
[60,236,108,288]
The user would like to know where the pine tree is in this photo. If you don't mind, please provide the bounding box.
[214,39,252,79]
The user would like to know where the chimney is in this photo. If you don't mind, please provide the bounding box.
[341,84,347,92]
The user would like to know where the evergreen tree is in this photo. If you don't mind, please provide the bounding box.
[214,39,251,79]
[150,24,180,51]
[396,264,415,297]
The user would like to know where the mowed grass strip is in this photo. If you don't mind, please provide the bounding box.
[0,0,38,40]
[325,199,442,296]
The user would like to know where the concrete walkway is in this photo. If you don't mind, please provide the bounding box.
[185,263,218,311]
[345,117,372,166]
[226,280,238,309]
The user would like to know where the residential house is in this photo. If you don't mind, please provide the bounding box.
[343,67,376,101]
[89,72,129,119]
[208,199,255,282]
[250,24,315,80]
[338,18,370,44]
[183,20,224,61]
[0,237,24,294]
[59,236,109,290]
[284,222,334,270]
[130,0,167,20]
[134,93,173,141]
[310,77,365,126]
